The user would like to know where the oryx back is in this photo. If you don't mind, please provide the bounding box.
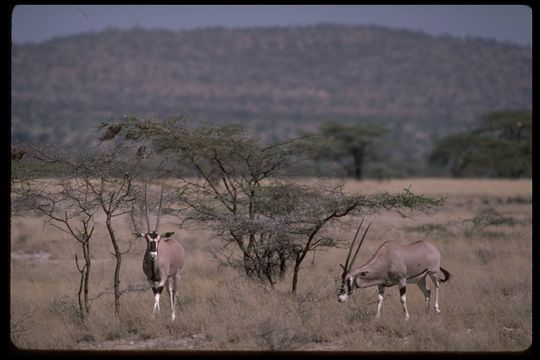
[397,240,441,282]
[359,240,441,283]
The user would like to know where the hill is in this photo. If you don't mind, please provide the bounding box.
[11,24,531,168]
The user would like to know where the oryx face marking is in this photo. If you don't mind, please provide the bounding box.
[337,275,354,302]
[145,231,161,260]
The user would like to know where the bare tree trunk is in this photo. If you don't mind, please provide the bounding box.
[243,234,258,278]
[264,255,275,289]
[451,157,466,178]
[105,216,122,317]
[291,252,302,294]
[289,209,356,294]
[278,249,287,280]
[243,252,255,278]
[75,240,91,320]
[74,223,94,321]
[82,239,91,315]
[76,262,86,320]
[352,145,365,180]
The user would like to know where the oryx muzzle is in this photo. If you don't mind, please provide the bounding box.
[337,219,451,320]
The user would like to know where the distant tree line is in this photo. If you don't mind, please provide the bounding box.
[428,110,531,178]
[304,109,531,180]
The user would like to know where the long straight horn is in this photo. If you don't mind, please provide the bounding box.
[154,183,165,233]
[348,222,371,271]
[342,218,365,274]
[144,183,151,233]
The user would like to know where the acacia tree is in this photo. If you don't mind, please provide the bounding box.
[312,121,388,180]
[429,110,531,178]
[76,140,147,316]
[12,145,97,320]
[87,170,137,316]
[11,142,145,318]
[103,117,444,294]
[428,132,479,177]
[111,117,308,280]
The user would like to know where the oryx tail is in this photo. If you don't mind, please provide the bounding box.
[439,267,451,283]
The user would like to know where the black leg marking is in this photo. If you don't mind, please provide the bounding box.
[152,286,164,295]
[399,286,406,297]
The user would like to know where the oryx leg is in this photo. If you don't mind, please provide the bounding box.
[152,286,164,317]
[428,273,441,313]
[398,279,409,321]
[416,275,431,313]
[167,274,178,321]
[376,285,385,319]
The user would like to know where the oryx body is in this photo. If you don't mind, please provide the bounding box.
[137,184,186,321]
[338,221,451,320]
[141,232,185,321]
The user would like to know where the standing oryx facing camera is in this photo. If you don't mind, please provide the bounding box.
[338,220,451,320]
[136,184,185,321]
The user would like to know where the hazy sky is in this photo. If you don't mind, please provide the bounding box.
[12,5,532,46]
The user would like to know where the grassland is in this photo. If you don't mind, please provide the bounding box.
[10,178,532,352]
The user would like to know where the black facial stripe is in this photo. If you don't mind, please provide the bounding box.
[149,241,157,252]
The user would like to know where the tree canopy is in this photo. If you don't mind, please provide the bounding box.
[309,121,388,180]
[429,110,531,178]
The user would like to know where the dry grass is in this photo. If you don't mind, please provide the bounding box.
[10,178,532,352]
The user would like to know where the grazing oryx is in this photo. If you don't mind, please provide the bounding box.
[337,220,451,320]
[136,185,186,321]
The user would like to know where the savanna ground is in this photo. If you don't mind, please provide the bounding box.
[10,178,532,352]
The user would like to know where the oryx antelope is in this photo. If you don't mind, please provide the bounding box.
[136,184,186,321]
[338,220,451,320]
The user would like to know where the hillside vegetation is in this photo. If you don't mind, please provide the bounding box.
[11,24,531,166]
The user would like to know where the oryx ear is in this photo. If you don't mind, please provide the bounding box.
[134,232,145,238]
[162,232,175,238]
